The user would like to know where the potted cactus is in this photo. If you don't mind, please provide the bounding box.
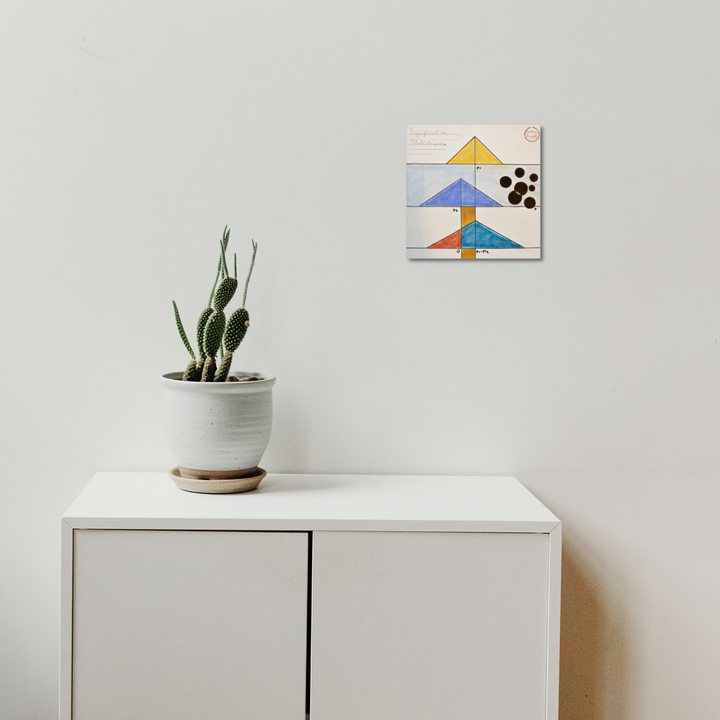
[161,227,276,494]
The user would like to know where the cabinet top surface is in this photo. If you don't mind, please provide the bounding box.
[62,473,560,531]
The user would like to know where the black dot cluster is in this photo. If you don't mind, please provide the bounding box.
[499,168,538,208]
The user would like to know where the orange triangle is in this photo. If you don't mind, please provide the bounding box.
[429,229,462,249]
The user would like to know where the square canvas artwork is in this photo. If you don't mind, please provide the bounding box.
[407,124,541,259]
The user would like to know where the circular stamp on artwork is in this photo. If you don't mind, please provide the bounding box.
[524,127,539,142]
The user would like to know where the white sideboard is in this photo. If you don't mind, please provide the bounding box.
[61,473,561,720]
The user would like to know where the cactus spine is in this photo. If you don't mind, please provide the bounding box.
[172,226,257,382]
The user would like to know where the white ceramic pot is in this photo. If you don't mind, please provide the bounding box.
[161,371,276,479]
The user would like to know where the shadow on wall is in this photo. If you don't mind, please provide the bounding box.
[559,543,630,720]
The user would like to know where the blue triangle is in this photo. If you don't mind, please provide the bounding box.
[422,179,463,206]
[421,179,501,207]
[461,224,476,248]
[461,182,501,207]
[462,221,523,249]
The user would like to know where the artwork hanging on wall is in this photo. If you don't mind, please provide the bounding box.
[407,124,541,260]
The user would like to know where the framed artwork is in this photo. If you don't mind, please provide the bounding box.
[407,124,541,259]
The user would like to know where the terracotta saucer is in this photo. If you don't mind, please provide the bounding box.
[168,467,267,494]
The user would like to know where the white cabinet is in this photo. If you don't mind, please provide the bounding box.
[311,531,550,720]
[71,530,308,720]
[62,473,561,720]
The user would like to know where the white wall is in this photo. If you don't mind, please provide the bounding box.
[1,0,719,717]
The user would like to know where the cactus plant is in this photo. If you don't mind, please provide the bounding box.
[172,227,257,382]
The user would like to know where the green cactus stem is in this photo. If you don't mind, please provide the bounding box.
[215,308,250,382]
[213,276,238,311]
[242,240,257,307]
[172,301,196,361]
[201,356,217,382]
[203,309,226,359]
[213,351,234,382]
[219,238,229,278]
[225,308,250,352]
[207,261,222,307]
[182,359,201,381]
[196,306,214,361]
[217,227,231,280]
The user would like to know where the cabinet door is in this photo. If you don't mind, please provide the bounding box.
[311,531,549,720]
[73,530,308,720]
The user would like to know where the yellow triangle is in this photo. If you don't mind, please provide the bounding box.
[472,137,502,164]
[448,137,502,165]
